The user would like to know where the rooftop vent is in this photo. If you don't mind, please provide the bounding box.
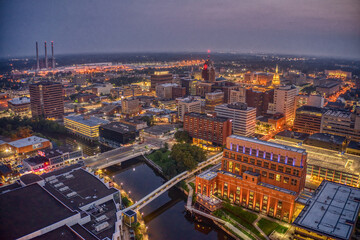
[59,186,69,192]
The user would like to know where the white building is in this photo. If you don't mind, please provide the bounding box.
[274,85,298,124]
[177,97,202,121]
[215,102,256,137]
[92,83,113,96]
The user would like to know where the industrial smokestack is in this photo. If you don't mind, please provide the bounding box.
[44,41,48,69]
[36,42,40,71]
[51,41,55,69]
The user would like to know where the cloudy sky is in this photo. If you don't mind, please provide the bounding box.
[0,0,359,58]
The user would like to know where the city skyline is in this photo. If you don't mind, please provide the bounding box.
[1,0,360,59]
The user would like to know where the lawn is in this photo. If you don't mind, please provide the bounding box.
[257,218,288,236]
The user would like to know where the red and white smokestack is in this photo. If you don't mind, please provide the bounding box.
[44,41,48,69]
[51,41,55,69]
[36,42,40,71]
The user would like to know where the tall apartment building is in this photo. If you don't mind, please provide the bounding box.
[215,102,256,137]
[29,82,64,119]
[293,106,324,134]
[150,71,173,90]
[246,88,274,117]
[183,112,232,146]
[205,91,224,112]
[196,135,307,222]
[274,85,298,124]
[321,108,360,142]
[177,97,202,121]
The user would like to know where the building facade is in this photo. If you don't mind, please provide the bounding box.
[274,85,297,124]
[7,97,31,116]
[205,91,224,112]
[196,135,307,222]
[246,88,274,117]
[215,102,256,137]
[293,106,324,134]
[99,122,138,148]
[177,97,202,121]
[121,97,141,116]
[29,82,64,119]
[183,112,232,146]
[150,71,173,90]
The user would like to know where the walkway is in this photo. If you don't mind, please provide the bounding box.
[253,216,269,240]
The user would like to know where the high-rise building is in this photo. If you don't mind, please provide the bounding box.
[29,82,64,119]
[195,135,307,222]
[321,108,360,142]
[272,64,280,86]
[274,85,298,124]
[246,88,274,117]
[150,71,173,90]
[205,91,224,112]
[183,112,232,146]
[177,97,202,121]
[229,88,246,104]
[202,58,216,82]
[293,106,324,134]
[215,102,256,137]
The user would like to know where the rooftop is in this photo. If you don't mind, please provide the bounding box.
[296,105,324,114]
[65,115,110,127]
[101,122,137,134]
[307,133,346,145]
[0,183,77,240]
[323,109,352,118]
[229,135,307,154]
[7,136,49,149]
[8,97,30,105]
[347,141,360,150]
[275,130,310,141]
[198,170,218,181]
[23,155,49,166]
[32,225,84,240]
[293,181,360,240]
[144,124,180,135]
[20,173,43,185]
[185,112,230,122]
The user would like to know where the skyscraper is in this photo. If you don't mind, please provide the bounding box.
[29,82,64,119]
[274,85,298,124]
[202,58,215,82]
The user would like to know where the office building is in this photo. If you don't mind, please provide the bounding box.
[246,88,274,117]
[229,88,246,104]
[99,122,138,148]
[29,82,64,119]
[64,115,110,141]
[316,82,340,97]
[205,91,224,112]
[92,83,113,96]
[150,71,173,90]
[305,133,347,152]
[177,97,202,121]
[325,69,352,79]
[196,135,307,222]
[293,181,360,240]
[121,97,141,116]
[183,112,232,147]
[7,97,31,116]
[321,108,360,142]
[202,58,216,82]
[155,83,179,99]
[0,165,121,240]
[215,102,256,137]
[274,85,298,124]
[172,85,186,99]
[293,106,324,134]
[295,95,324,109]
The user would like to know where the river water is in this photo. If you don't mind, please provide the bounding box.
[104,157,234,240]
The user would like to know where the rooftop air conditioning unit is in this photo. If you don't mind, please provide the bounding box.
[59,186,69,192]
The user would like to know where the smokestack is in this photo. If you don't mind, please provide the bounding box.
[51,41,55,69]
[36,42,40,71]
[44,41,48,69]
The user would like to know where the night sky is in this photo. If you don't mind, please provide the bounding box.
[1,0,359,58]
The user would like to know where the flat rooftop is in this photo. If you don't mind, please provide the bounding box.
[185,112,229,122]
[293,181,360,240]
[198,170,218,181]
[42,168,118,211]
[144,124,180,135]
[307,133,346,145]
[101,122,137,134]
[32,225,83,240]
[275,130,309,141]
[65,115,110,127]
[229,135,307,154]
[0,184,77,240]
[7,136,49,149]
[8,97,30,105]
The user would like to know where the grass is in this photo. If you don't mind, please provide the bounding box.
[222,202,258,223]
[257,218,288,235]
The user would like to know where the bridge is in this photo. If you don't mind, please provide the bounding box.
[85,143,160,170]
[121,152,223,213]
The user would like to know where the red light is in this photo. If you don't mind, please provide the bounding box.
[207,49,211,54]
[204,64,208,70]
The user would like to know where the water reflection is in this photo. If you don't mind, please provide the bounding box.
[105,157,234,240]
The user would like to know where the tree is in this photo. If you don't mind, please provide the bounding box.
[174,130,191,143]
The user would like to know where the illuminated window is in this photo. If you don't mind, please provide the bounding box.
[284,177,289,183]
[262,171,267,177]
[229,161,233,172]
[276,174,281,182]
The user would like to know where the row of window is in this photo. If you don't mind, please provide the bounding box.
[224,154,300,177]
[223,160,299,186]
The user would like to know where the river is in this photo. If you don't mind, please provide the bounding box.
[104,157,234,240]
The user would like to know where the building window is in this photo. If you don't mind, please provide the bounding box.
[250,158,255,165]
[271,164,276,170]
[265,152,271,160]
[285,167,291,174]
[230,153,235,159]
[269,173,274,179]
[255,169,260,174]
[280,156,286,164]
[284,177,289,183]
[235,164,240,175]
[245,147,250,154]
[288,158,294,165]
[258,151,264,158]
[248,167,253,172]
[264,162,269,168]
[236,187,240,195]
[257,160,262,166]
[291,179,298,186]
[273,154,278,161]
[262,171,267,177]
[241,165,247,173]
[224,152,229,158]
[229,161,233,172]
[243,156,248,163]
[293,169,299,176]
[278,166,284,172]
[276,174,281,182]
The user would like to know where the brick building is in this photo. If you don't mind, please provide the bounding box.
[293,106,324,134]
[183,112,232,146]
[196,135,307,222]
